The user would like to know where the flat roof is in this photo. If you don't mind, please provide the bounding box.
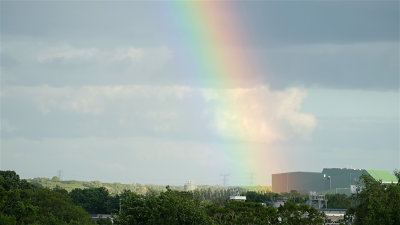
[272,171,322,175]
[366,170,398,183]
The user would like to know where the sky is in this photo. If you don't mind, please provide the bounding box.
[0,1,399,186]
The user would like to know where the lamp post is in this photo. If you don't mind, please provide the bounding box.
[328,176,331,192]
[324,174,331,193]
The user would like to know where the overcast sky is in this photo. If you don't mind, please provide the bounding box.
[1,1,398,185]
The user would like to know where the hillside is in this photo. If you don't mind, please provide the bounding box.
[27,177,271,194]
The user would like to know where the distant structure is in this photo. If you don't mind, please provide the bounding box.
[249,172,254,186]
[91,214,112,223]
[272,168,397,195]
[308,192,327,209]
[229,189,246,201]
[184,180,197,191]
[229,196,246,201]
[319,209,347,224]
[57,170,63,181]
[221,174,229,187]
[272,171,323,194]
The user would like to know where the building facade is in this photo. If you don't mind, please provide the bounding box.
[272,168,397,195]
[272,172,324,194]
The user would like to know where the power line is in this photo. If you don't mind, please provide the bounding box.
[220,173,230,187]
[249,172,254,186]
[57,170,63,181]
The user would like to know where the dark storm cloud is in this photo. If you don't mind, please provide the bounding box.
[1,1,398,90]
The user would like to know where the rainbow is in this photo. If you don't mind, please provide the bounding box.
[165,1,279,185]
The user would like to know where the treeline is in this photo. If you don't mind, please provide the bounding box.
[28,177,179,195]
[0,171,94,225]
[348,172,400,225]
[2,170,399,225]
[114,187,325,225]
[0,171,326,225]
[28,177,271,195]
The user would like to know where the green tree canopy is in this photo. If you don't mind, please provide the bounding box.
[70,187,119,214]
[0,170,94,225]
[351,171,400,225]
[278,201,325,225]
[115,186,213,225]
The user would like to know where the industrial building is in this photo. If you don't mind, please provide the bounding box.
[272,168,397,195]
[272,172,324,193]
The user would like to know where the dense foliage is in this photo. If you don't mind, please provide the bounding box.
[115,186,325,225]
[114,186,213,225]
[350,171,400,225]
[70,187,119,214]
[28,177,271,196]
[207,201,279,224]
[0,171,94,225]
[245,191,278,203]
[245,190,308,205]
[277,201,325,225]
[6,169,400,225]
[325,193,353,209]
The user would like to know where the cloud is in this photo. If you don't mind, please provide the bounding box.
[1,85,194,115]
[2,40,397,90]
[203,86,316,143]
[264,41,399,90]
[0,119,17,133]
[2,85,315,143]
[1,42,174,87]
[112,47,143,63]
[2,42,172,64]
[36,45,99,63]
[34,45,172,65]
[0,137,226,184]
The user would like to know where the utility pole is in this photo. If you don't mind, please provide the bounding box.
[249,173,254,186]
[329,176,332,192]
[221,174,230,187]
[57,170,63,181]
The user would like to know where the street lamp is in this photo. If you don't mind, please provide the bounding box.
[324,174,331,193]
[328,176,331,192]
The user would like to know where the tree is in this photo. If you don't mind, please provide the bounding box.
[352,171,400,225]
[0,171,35,191]
[207,201,279,224]
[51,176,61,182]
[0,170,95,225]
[278,201,325,225]
[245,191,273,203]
[96,218,113,225]
[114,187,213,225]
[70,187,119,214]
[325,194,352,209]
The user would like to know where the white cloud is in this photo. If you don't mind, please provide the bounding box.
[203,86,316,143]
[1,85,194,115]
[36,45,99,63]
[112,47,143,62]
[0,119,17,133]
[2,41,173,69]
[2,85,316,143]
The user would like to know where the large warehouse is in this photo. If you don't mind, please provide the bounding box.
[272,168,397,195]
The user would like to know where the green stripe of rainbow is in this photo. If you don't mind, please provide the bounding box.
[167,1,277,185]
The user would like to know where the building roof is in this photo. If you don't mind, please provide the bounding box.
[366,170,398,183]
